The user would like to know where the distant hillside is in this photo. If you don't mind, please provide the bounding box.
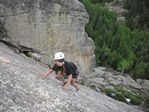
[80,0,149,80]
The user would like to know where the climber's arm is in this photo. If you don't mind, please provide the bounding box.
[63,74,72,90]
[41,68,53,79]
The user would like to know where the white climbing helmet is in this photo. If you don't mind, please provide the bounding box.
[125,99,131,103]
[54,52,65,60]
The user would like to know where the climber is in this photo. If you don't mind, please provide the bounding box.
[41,52,80,91]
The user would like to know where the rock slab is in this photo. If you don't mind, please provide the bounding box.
[0,43,143,112]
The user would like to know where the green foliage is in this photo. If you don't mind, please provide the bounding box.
[124,0,149,31]
[132,62,149,79]
[117,59,130,73]
[107,50,122,69]
[104,87,144,105]
[80,0,149,79]
[144,95,149,109]
[91,0,114,4]
[115,87,144,105]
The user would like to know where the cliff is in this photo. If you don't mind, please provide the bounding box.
[0,0,96,78]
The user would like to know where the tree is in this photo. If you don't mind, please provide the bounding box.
[80,0,149,79]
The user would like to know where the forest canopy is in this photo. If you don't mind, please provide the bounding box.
[80,0,149,79]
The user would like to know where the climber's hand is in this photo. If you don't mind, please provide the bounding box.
[38,73,47,79]
[39,69,53,79]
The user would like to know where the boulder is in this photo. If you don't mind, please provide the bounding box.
[0,0,95,77]
[141,80,149,92]
[84,67,143,90]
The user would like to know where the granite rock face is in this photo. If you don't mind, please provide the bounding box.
[0,0,96,77]
[0,43,143,112]
[83,67,149,96]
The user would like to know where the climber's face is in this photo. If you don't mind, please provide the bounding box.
[55,60,63,66]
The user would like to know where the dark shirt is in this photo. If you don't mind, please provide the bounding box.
[64,61,77,76]
[51,61,77,77]
[51,64,63,72]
